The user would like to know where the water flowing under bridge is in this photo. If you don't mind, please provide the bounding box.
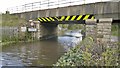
[9,0,119,45]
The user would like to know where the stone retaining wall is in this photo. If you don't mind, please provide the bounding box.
[86,18,112,45]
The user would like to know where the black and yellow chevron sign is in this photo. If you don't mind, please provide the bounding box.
[38,15,94,22]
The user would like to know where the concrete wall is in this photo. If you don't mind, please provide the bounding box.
[38,10,47,17]
[15,2,120,20]
[31,11,38,19]
[49,9,57,16]
[59,7,69,16]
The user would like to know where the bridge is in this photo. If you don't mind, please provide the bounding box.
[10,1,120,20]
[9,0,120,45]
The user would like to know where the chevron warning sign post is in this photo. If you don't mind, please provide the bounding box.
[38,15,95,23]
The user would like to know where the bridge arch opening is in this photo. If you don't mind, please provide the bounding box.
[36,14,94,40]
[24,14,113,47]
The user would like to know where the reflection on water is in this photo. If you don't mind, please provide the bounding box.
[58,36,82,51]
[1,33,82,66]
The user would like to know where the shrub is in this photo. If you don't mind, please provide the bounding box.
[53,37,119,66]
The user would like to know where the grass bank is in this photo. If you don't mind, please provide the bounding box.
[112,24,119,36]
[1,13,26,26]
[54,37,119,66]
[1,13,28,46]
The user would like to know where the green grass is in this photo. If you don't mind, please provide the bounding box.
[1,13,27,26]
[112,30,118,36]
[1,13,27,45]
[112,24,118,36]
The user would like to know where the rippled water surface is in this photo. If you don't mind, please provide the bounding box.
[1,32,82,66]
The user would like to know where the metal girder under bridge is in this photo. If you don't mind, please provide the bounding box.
[38,14,95,24]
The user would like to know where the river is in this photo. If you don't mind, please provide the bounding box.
[0,30,83,66]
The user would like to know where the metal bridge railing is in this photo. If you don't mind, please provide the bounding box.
[7,0,111,14]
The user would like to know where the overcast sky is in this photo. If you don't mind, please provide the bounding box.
[0,0,117,13]
[0,0,42,13]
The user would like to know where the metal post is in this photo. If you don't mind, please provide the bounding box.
[48,0,49,9]
[39,1,41,9]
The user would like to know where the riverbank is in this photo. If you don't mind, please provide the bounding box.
[2,13,27,27]
[1,41,16,46]
[54,37,119,66]
[1,40,36,46]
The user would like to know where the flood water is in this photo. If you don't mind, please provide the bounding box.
[1,31,83,66]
